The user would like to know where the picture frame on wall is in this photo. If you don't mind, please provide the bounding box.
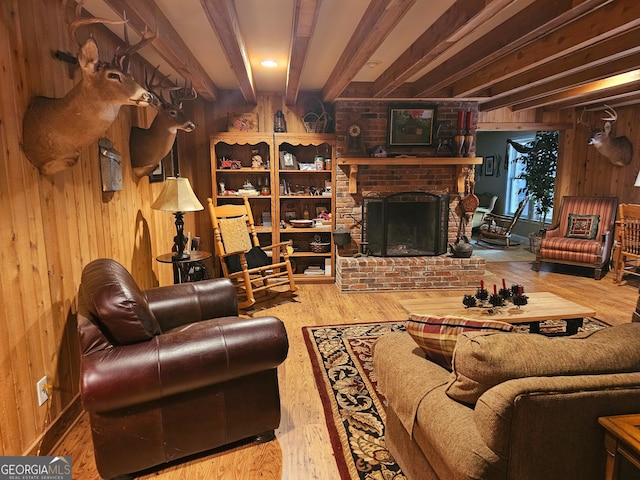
[484,155,495,176]
[150,140,178,182]
[387,103,437,147]
[149,159,165,183]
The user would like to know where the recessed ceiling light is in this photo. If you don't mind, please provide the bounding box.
[261,60,278,68]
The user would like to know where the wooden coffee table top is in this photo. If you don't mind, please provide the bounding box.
[400,291,596,325]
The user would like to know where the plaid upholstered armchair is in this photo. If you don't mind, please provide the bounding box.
[534,196,618,280]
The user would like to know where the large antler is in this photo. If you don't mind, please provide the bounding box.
[170,80,197,107]
[115,12,157,74]
[602,104,618,122]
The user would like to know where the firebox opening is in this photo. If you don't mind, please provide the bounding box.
[362,191,449,256]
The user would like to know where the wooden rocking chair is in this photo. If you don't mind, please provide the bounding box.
[477,196,529,248]
[613,203,640,283]
[207,197,298,308]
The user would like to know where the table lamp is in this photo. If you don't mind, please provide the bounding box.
[151,176,204,260]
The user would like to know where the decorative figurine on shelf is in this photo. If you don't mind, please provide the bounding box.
[251,149,264,169]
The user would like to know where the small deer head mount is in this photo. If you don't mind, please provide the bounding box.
[22,10,154,175]
[130,67,197,178]
[580,105,633,167]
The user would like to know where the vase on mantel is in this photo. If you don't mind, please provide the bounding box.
[465,134,475,157]
[454,133,465,157]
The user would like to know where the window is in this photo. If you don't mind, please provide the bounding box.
[505,132,557,225]
[505,135,534,217]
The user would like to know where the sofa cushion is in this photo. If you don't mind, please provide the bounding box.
[81,258,161,345]
[566,213,600,239]
[406,314,514,370]
[446,322,640,405]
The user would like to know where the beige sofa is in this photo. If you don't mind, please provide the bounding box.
[373,322,640,480]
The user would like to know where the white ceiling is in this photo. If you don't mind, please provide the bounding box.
[76,0,640,112]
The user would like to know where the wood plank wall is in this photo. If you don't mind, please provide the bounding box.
[479,106,640,222]
[0,0,209,455]
[3,0,640,458]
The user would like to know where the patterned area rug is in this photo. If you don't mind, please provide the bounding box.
[302,318,610,480]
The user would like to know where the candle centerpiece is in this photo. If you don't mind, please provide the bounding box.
[476,279,489,301]
[463,279,528,311]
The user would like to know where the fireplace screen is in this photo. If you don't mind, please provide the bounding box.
[362,191,449,256]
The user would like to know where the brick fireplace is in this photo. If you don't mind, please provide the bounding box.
[333,100,485,291]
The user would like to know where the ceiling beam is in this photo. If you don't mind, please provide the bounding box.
[200,0,256,104]
[285,0,321,106]
[511,77,640,111]
[485,27,640,100]
[101,0,219,101]
[321,0,417,102]
[540,82,640,111]
[451,0,640,97]
[371,0,513,98]
[481,51,640,111]
[411,0,610,98]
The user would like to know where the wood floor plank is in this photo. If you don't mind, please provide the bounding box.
[53,259,639,479]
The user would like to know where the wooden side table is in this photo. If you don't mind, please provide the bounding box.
[156,250,212,284]
[598,414,640,480]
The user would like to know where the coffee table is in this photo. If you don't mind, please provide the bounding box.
[400,291,596,335]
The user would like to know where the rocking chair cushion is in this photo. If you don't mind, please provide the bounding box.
[225,246,271,273]
[566,214,600,240]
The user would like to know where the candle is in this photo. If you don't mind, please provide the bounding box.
[466,110,473,131]
[457,111,464,130]
[518,285,523,295]
[502,278,506,289]
[480,280,484,289]
[493,284,497,295]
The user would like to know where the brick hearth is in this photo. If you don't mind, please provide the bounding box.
[333,100,485,292]
[336,254,485,292]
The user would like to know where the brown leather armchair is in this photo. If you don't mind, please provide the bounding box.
[77,258,289,480]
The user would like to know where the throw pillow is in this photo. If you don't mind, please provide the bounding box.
[405,314,514,370]
[566,213,600,239]
[445,322,640,406]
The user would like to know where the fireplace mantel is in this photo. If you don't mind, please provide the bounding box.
[337,157,483,193]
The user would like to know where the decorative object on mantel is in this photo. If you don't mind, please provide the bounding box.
[387,103,436,147]
[453,110,476,157]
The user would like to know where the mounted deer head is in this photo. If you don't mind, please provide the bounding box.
[130,67,197,178]
[580,106,633,167]
[22,11,154,175]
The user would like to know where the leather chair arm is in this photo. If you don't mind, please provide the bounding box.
[145,278,238,331]
[81,315,288,413]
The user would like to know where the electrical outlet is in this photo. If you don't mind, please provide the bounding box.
[37,376,49,406]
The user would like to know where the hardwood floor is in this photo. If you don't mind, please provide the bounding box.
[52,259,639,479]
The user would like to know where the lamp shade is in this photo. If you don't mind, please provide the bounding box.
[151,177,204,212]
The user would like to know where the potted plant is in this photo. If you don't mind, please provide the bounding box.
[508,131,558,253]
